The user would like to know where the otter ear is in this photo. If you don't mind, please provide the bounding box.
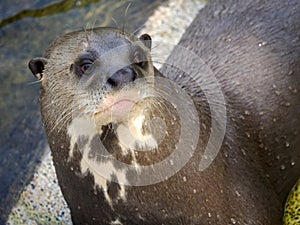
[28,57,48,80]
[139,34,152,50]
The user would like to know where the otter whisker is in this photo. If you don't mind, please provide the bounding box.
[101,123,113,143]
[111,16,119,30]
[150,60,165,65]
[27,79,43,85]
[133,23,146,36]
[50,109,73,134]
[122,2,132,34]
[91,19,97,32]
[149,52,167,59]
[51,102,88,134]
[42,99,63,111]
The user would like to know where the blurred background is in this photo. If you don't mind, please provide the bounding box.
[0,0,166,223]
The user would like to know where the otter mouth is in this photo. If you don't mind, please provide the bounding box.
[93,87,151,127]
[106,99,136,116]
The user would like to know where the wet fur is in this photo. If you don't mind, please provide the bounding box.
[30,0,300,224]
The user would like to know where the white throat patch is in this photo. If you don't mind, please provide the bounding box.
[67,117,128,206]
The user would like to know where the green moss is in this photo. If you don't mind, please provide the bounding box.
[284,179,300,225]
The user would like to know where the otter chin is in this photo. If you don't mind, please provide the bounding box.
[92,82,155,127]
[28,0,300,224]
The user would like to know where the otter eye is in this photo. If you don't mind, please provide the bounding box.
[79,58,94,74]
[133,51,146,68]
[80,62,92,74]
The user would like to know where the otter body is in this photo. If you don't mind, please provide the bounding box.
[29,0,300,224]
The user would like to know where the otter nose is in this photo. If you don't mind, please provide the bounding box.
[107,66,137,88]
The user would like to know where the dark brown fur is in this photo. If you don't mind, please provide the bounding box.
[29,0,300,224]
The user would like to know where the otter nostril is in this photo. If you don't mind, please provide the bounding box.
[131,71,137,82]
[107,67,137,88]
[107,77,117,87]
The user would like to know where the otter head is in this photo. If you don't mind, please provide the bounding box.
[30,29,154,120]
[28,28,178,174]
[29,28,154,120]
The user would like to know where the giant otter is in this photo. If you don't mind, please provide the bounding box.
[29,0,300,224]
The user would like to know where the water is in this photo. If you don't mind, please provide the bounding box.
[0,0,164,223]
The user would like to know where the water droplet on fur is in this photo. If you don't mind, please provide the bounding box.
[275,90,281,96]
[231,218,237,224]
[169,159,174,166]
[292,88,298,94]
[241,148,246,156]
[208,212,212,217]
[70,167,74,171]
[239,115,245,120]
[280,164,286,170]
[183,176,187,182]
[258,41,267,47]
[245,132,251,138]
[291,161,295,166]
[193,189,197,194]
[285,141,290,147]
[244,110,251,115]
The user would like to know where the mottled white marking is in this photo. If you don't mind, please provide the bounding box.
[80,157,128,205]
[117,114,158,152]
[67,117,128,206]
[67,117,97,160]
[110,218,123,225]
